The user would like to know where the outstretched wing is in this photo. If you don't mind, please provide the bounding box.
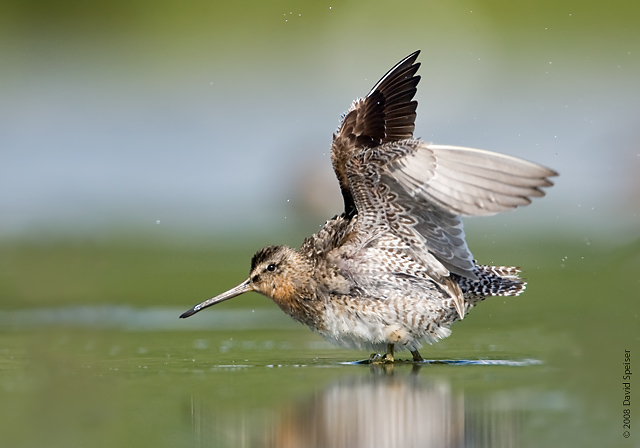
[387,144,557,216]
[346,140,557,278]
[331,51,421,218]
[341,140,556,317]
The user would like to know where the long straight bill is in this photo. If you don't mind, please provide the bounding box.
[179,279,253,318]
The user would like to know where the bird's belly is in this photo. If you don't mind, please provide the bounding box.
[315,295,456,352]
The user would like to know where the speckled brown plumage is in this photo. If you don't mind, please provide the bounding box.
[180,51,557,361]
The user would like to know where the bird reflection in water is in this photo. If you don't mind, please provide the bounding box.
[188,365,525,448]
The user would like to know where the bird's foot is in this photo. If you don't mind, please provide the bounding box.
[368,344,395,364]
[368,353,394,364]
[365,346,424,364]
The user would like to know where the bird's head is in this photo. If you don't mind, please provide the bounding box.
[180,245,309,318]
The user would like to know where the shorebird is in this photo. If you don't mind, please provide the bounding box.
[180,51,556,362]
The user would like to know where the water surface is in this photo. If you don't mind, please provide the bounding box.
[1,238,636,447]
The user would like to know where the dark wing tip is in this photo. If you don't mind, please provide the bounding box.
[367,50,421,96]
[331,51,423,217]
[357,51,423,146]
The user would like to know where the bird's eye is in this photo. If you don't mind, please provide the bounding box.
[266,263,276,272]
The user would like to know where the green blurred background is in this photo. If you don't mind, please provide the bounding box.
[1,1,639,447]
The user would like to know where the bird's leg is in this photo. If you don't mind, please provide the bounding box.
[384,344,395,363]
[411,349,424,363]
[367,344,396,364]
